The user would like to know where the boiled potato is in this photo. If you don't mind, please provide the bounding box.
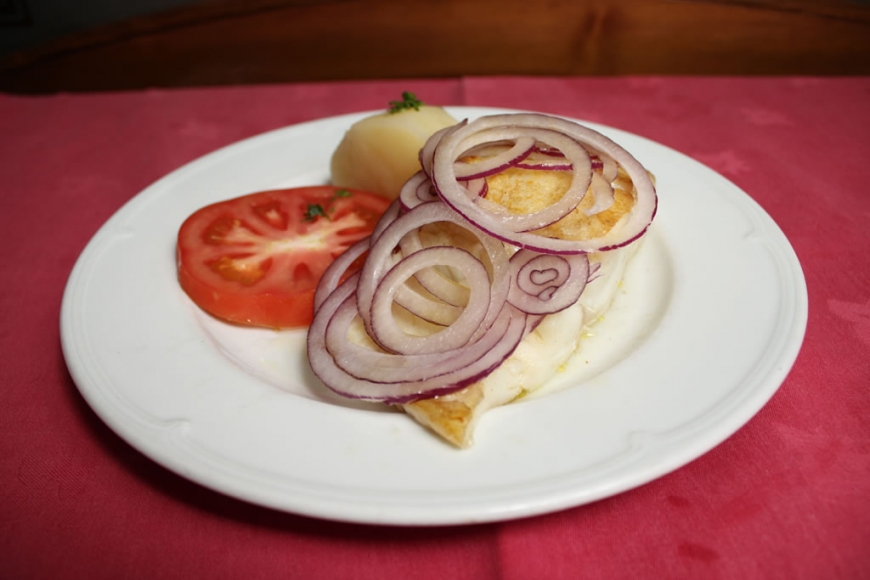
[330,105,458,199]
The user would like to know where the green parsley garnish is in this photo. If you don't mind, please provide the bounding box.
[303,203,327,222]
[388,91,424,114]
[302,189,354,222]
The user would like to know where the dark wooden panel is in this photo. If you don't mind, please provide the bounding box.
[1,0,868,93]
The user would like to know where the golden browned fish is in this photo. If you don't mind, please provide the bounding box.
[399,165,647,447]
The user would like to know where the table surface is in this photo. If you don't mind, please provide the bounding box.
[1,77,868,580]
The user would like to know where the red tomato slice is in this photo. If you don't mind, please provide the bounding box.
[177,186,390,329]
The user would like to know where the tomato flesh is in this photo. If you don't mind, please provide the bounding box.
[177,186,390,328]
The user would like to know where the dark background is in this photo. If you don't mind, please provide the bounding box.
[1,0,869,94]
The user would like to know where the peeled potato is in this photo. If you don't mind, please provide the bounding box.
[330,106,458,199]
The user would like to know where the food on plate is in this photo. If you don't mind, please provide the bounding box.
[403,243,639,447]
[177,186,390,329]
[308,112,657,447]
[330,92,459,199]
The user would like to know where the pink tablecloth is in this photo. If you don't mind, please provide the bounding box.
[1,77,868,579]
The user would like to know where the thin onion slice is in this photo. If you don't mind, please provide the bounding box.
[313,237,371,311]
[369,246,491,355]
[397,218,510,308]
[309,112,657,405]
[419,123,463,178]
[584,171,615,216]
[399,227,472,307]
[324,295,516,384]
[514,147,572,171]
[393,282,462,326]
[399,171,438,210]
[371,199,402,241]
[427,113,657,254]
[432,125,593,234]
[507,250,590,315]
[308,272,531,403]
[453,134,536,180]
[357,202,512,341]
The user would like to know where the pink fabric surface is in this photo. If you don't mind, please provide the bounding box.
[1,77,868,579]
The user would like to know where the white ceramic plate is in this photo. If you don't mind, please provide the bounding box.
[61,107,807,526]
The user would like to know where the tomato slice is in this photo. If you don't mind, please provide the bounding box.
[177,186,390,329]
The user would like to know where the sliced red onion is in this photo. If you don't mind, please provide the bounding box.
[399,171,437,211]
[358,203,512,341]
[532,144,566,157]
[514,148,572,171]
[393,278,462,326]
[308,273,530,403]
[463,177,488,198]
[419,123,463,178]
[458,139,525,157]
[397,219,511,310]
[433,125,593,234]
[429,113,657,254]
[595,149,618,183]
[452,134,536,180]
[371,199,402,241]
[515,148,607,173]
[312,237,371,311]
[584,171,615,216]
[308,112,657,404]
[587,260,603,284]
[507,250,590,314]
[324,294,518,384]
[357,203,460,329]
[369,246,491,355]
[399,226,471,307]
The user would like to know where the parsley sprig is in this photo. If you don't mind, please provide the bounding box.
[388,91,424,114]
[303,189,353,222]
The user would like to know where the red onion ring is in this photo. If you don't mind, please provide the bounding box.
[312,237,371,311]
[432,125,593,234]
[514,147,572,171]
[369,246,491,355]
[323,294,518,384]
[399,171,438,210]
[397,216,510,309]
[426,113,657,254]
[453,134,536,180]
[584,171,615,216]
[371,199,402,241]
[308,272,531,403]
[507,250,590,315]
[398,227,472,307]
[419,123,463,178]
[393,280,462,326]
[308,112,657,404]
[357,202,512,343]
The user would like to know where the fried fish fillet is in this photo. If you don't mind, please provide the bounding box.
[398,165,648,447]
[400,241,639,448]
